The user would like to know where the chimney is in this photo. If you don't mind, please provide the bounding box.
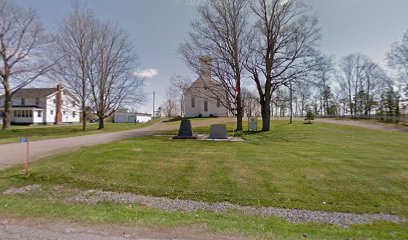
[199,56,212,79]
[55,82,63,124]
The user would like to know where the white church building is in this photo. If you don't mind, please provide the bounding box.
[183,57,229,118]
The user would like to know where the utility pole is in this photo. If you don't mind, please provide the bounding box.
[152,91,155,118]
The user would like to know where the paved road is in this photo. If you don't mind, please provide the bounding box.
[0,118,236,170]
[0,217,245,240]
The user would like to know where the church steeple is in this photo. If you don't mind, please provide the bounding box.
[199,56,212,79]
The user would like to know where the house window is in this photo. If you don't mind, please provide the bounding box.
[15,110,32,118]
[21,98,25,105]
[72,101,76,107]
[36,98,40,105]
[50,110,54,115]
[72,111,76,118]
[192,97,195,108]
[53,99,56,104]
[37,111,42,118]
[63,111,66,115]
[217,98,221,108]
[204,100,208,112]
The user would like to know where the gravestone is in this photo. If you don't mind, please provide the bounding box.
[209,124,228,139]
[173,119,197,139]
[249,117,258,131]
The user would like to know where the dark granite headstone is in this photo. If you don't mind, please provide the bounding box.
[209,124,228,139]
[173,119,197,139]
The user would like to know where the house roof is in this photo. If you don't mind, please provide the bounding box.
[8,88,58,99]
[137,113,152,117]
[0,105,44,110]
[12,105,44,110]
[0,87,80,102]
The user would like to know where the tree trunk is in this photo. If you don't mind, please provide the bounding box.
[260,100,271,131]
[289,83,293,124]
[365,77,371,116]
[2,78,12,130]
[2,96,12,130]
[82,108,87,131]
[98,116,104,129]
[81,78,87,131]
[236,92,243,131]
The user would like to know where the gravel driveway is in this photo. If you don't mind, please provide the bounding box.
[0,118,236,170]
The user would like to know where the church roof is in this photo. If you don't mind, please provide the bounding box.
[185,75,224,96]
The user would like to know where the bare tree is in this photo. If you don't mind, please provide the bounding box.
[169,74,192,117]
[161,87,180,118]
[293,80,313,117]
[87,21,144,129]
[246,0,320,131]
[0,0,54,130]
[388,30,408,99]
[241,88,260,117]
[53,4,98,131]
[313,55,334,116]
[337,53,386,117]
[179,0,250,131]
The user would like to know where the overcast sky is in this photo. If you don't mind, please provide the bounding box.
[17,0,408,113]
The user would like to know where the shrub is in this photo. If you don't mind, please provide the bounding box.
[305,110,315,124]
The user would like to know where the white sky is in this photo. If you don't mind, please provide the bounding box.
[14,0,408,113]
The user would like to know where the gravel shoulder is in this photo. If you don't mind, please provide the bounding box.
[4,185,405,228]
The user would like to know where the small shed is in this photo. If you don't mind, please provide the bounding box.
[113,112,152,123]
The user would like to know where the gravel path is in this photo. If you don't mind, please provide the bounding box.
[0,118,236,171]
[2,186,383,227]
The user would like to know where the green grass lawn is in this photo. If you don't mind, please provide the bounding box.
[0,121,158,144]
[0,120,407,239]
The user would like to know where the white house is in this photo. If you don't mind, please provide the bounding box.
[113,112,152,123]
[184,57,229,118]
[0,84,80,125]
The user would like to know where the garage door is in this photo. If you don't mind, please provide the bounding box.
[116,115,127,123]
[128,116,136,122]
